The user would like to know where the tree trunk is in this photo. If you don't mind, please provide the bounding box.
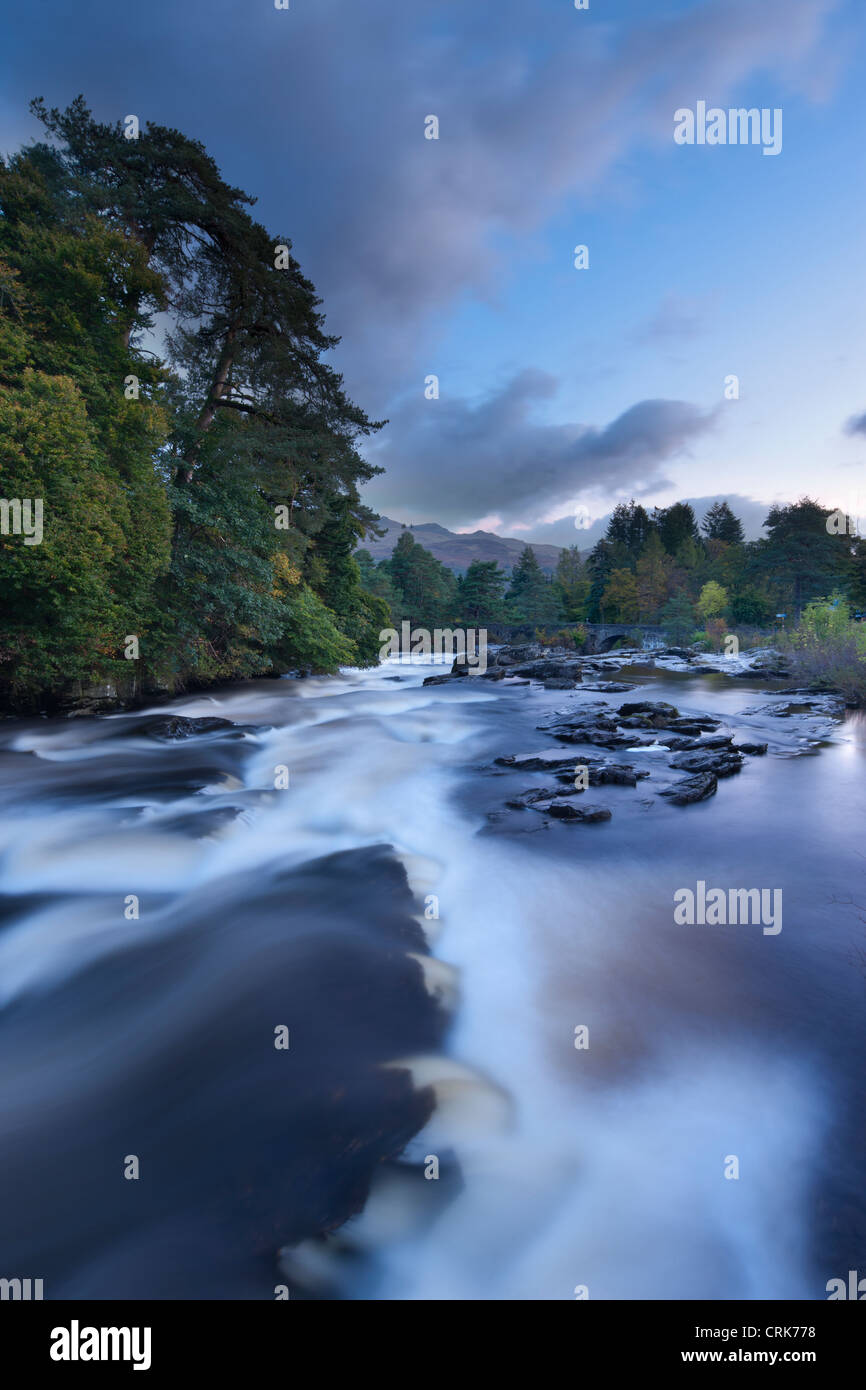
[175,321,240,483]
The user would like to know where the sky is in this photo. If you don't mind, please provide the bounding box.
[2,0,865,543]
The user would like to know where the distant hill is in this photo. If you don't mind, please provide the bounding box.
[357,516,563,575]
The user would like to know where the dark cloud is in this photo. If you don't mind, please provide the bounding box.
[0,0,841,529]
[844,411,866,436]
[0,0,839,407]
[364,372,716,528]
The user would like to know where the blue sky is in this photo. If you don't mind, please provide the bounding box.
[2,0,864,542]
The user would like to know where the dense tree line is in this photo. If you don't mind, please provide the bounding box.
[3,99,863,706]
[583,497,865,636]
[0,99,389,708]
[359,498,866,643]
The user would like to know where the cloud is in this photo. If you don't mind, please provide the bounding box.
[634,292,716,346]
[267,0,839,400]
[364,371,716,529]
[0,0,838,404]
[844,410,866,436]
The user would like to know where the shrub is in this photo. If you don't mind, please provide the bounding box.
[779,595,866,703]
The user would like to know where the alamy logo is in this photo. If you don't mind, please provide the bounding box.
[826,508,863,538]
[674,881,782,935]
[0,1276,43,1299]
[674,103,782,156]
[50,1320,152,1371]
[827,1271,866,1299]
[0,498,43,545]
[379,622,488,673]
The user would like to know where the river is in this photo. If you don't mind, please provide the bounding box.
[0,654,864,1299]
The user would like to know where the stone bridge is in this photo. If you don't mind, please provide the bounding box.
[486,622,667,653]
[584,623,667,653]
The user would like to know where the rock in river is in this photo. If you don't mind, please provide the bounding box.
[659,772,718,804]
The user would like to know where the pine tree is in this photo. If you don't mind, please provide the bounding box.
[458,560,506,624]
[654,502,700,555]
[702,500,744,545]
[555,546,590,621]
[661,593,696,644]
[506,546,563,624]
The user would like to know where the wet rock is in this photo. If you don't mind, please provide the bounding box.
[511,660,583,681]
[659,772,718,804]
[736,741,768,755]
[138,716,241,741]
[505,787,561,809]
[554,763,650,788]
[540,799,612,822]
[578,681,637,693]
[543,678,578,690]
[750,654,792,678]
[619,700,680,719]
[492,644,543,666]
[495,751,586,772]
[742,695,845,719]
[665,716,720,733]
[546,726,636,748]
[670,748,744,777]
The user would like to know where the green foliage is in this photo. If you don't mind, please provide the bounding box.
[702,500,744,545]
[635,531,669,621]
[385,530,458,628]
[535,625,587,651]
[506,546,563,625]
[696,580,728,620]
[555,545,590,621]
[661,592,696,645]
[600,568,639,622]
[779,595,866,703]
[654,501,699,555]
[458,559,506,625]
[752,498,853,618]
[0,368,169,696]
[730,585,772,625]
[0,98,388,706]
[605,500,652,559]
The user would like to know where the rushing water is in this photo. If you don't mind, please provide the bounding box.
[1,657,864,1299]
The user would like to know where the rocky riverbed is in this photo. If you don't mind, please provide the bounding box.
[424,641,849,831]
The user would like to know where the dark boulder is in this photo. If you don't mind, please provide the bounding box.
[495,752,588,772]
[541,799,612,822]
[670,748,744,777]
[554,763,650,788]
[659,772,718,804]
[619,701,679,719]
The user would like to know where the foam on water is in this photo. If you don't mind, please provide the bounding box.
[0,655,855,1299]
